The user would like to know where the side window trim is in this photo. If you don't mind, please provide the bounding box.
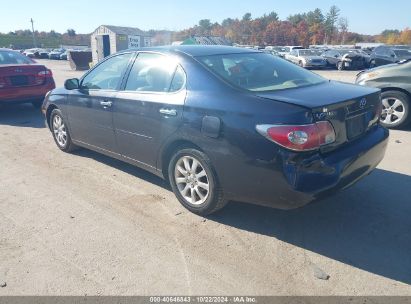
[79,52,136,92]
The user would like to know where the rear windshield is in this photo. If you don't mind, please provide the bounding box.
[197,52,326,92]
[0,50,32,65]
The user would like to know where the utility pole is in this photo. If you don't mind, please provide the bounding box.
[30,18,37,48]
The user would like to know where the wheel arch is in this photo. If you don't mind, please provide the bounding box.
[380,87,411,100]
[46,104,59,130]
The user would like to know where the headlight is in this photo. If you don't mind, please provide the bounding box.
[356,71,379,83]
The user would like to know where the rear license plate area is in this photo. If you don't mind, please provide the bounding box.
[346,113,368,139]
[10,75,29,86]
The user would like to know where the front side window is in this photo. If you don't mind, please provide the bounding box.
[125,53,184,92]
[0,51,33,65]
[198,52,325,92]
[81,53,133,90]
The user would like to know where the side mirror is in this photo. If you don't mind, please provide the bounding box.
[391,54,396,58]
[64,78,80,90]
[334,55,339,58]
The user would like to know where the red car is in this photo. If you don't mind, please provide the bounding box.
[0,48,55,108]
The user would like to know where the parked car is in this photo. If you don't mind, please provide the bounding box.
[356,60,411,128]
[262,49,281,57]
[285,49,327,68]
[0,49,55,108]
[369,45,411,67]
[60,51,68,60]
[42,46,388,215]
[37,49,50,59]
[49,48,65,60]
[279,46,304,58]
[23,48,38,58]
[322,49,369,70]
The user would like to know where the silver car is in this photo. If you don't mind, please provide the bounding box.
[286,49,327,69]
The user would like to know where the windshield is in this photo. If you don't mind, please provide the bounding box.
[394,49,411,57]
[197,53,326,92]
[299,50,322,56]
[0,50,33,65]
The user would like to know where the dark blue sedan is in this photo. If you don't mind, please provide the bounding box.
[42,46,389,215]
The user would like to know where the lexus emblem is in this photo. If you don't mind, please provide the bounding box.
[360,98,367,108]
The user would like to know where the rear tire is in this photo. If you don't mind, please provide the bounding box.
[50,108,77,152]
[337,61,344,71]
[380,90,411,129]
[370,60,376,68]
[168,148,227,216]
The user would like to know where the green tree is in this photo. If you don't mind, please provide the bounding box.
[242,13,252,22]
[325,5,340,43]
[67,29,76,37]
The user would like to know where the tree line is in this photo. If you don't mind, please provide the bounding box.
[172,6,411,46]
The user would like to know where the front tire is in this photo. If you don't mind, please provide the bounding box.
[168,148,227,216]
[380,91,411,128]
[50,108,77,152]
[337,61,344,70]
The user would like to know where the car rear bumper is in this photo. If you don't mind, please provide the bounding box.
[225,125,389,209]
[0,81,55,104]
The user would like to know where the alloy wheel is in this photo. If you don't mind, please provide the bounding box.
[52,114,67,147]
[381,97,405,125]
[174,156,210,205]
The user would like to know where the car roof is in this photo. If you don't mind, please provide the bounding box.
[122,45,260,57]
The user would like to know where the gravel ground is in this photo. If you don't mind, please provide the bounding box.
[0,59,410,295]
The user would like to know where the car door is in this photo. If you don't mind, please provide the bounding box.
[375,47,390,66]
[289,50,298,63]
[66,52,134,153]
[113,52,186,169]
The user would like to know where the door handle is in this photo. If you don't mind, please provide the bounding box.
[100,100,112,108]
[159,108,177,116]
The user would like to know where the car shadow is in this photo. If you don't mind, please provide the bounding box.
[72,148,170,190]
[208,168,411,285]
[62,146,411,285]
[0,104,45,128]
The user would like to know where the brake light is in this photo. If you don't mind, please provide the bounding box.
[256,121,336,151]
[38,69,53,77]
[34,69,53,85]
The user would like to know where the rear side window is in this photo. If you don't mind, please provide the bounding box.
[0,51,32,65]
[81,53,133,90]
[197,53,325,92]
[125,53,185,93]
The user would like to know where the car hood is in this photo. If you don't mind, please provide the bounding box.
[255,80,379,108]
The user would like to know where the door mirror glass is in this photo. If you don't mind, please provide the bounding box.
[64,78,80,90]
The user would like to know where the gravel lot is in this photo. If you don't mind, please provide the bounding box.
[0,59,410,295]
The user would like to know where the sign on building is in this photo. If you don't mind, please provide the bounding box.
[128,36,141,48]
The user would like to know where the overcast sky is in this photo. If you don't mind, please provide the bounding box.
[1,0,409,35]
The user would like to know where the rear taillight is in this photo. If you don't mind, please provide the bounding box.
[256,121,336,151]
[35,69,53,85]
[38,69,53,77]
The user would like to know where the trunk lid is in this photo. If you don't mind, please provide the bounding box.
[256,81,382,152]
[0,64,48,88]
